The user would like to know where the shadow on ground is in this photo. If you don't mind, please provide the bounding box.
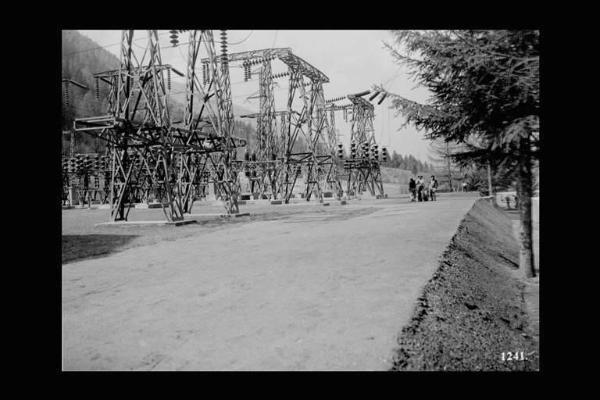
[61,206,372,265]
[62,234,139,264]
[502,209,521,220]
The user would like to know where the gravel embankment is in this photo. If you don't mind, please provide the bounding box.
[391,199,539,371]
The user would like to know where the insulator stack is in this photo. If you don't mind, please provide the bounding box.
[63,83,70,107]
[243,62,251,81]
[326,96,345,103]
[169,30,179,47]
[369,91,380,102]
[95,77,100,100]
[336,143,344,159]
[167,68,172,90]
[371,144,379,160]
[272,72,289,80]
[361,143,369,158]
[350,141,357,159]
[248,56,275,65]
[220,30,228,66]
[377,93,388,105]
[353,90,371,98]
[381,147,389,162]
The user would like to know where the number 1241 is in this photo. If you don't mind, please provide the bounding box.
[501,351,525,361]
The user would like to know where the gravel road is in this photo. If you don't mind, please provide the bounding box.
[62,194,477,370]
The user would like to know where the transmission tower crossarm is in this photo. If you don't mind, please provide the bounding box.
[240,110,289,119]
[62,78,88,89]
[208,47,291,63]
[200,47,329,83]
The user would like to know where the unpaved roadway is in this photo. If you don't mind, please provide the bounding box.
[62,195,477,370]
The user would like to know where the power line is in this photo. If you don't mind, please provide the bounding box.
[228,30,253,45]
[382,71,401,87]
[64,30,256,59]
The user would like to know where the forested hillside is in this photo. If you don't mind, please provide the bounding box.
[62,30,120,154]
[61,30,257,155]
[383,150,435,174]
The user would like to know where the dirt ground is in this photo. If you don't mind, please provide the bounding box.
[62,182,402,264]
[63,201,383,264]
[62,192,477,370]
[390,199,539,371]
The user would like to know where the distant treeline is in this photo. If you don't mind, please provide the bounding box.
[382,150,435,174]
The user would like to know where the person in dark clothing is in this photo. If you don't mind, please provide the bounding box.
[408,177,417,202]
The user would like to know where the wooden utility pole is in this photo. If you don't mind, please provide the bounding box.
[446,142,453,191]
[487,158,493,196]
[518,134,535,278]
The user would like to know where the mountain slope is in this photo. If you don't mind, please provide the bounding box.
[61,30,257,154]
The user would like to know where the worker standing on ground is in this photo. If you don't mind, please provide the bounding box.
[429,175,438,201]
[409,177,416,202]
[416,176,424,202]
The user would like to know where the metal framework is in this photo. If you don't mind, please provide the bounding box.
[62,78,91,206]
[325,90,385,198]
[221,48,335,203]
[62,154,111,207]
[66,31,387,218]
[170,29,244,214]
[73,30,246,222]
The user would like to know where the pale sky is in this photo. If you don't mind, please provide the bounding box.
[78,30,433,161]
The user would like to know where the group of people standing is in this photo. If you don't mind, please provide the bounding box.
[408,175,438,202]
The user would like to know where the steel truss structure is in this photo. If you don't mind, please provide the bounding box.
[67,31,387,219]
[62,154,111,207]
[170,29,244,214]
[73,30,246,222]
[222,48,338,203]
[325,90,385,198]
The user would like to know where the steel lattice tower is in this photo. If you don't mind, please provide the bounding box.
[74,30,247,221]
